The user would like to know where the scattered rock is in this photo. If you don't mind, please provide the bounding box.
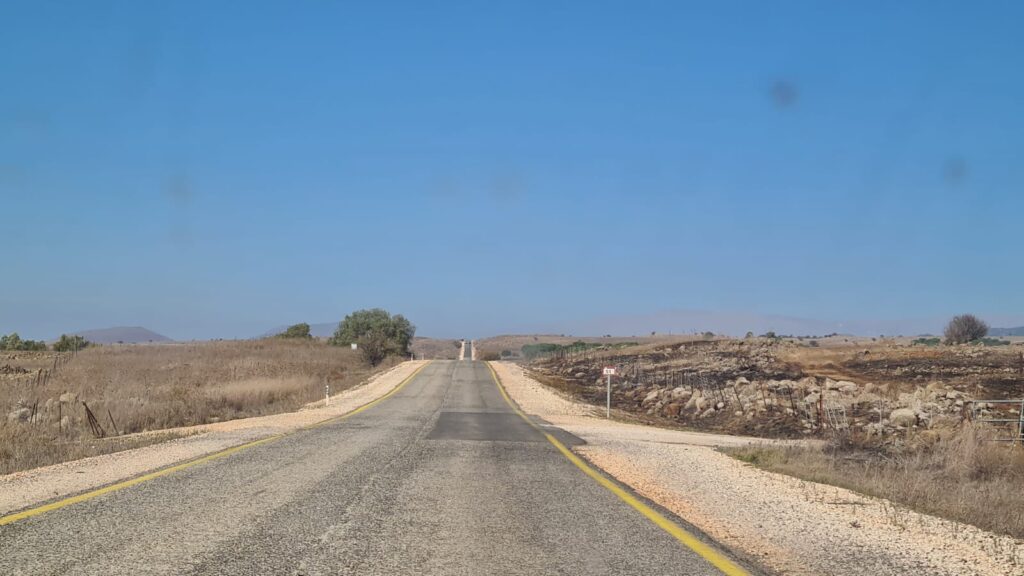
[7,407,31,423]
[889,408,918,427]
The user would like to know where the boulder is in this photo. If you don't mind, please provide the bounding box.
[833,381,858,394]
[642,389,661,405]
[670,387,691,400]
[889,408,918,427]
[663,402,682,417]
[7,407,30,423]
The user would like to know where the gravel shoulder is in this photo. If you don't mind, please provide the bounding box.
[0,360,428,516]
[492,361,1024,576]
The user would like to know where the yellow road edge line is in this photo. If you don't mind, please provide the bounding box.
[0,361,432,527]
[485,362,750,576]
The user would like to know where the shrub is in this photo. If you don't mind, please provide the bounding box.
[329,308,415,366]
[52,334,89,352]
[0,333,48,351]
[277,323,312,339]
[944,314,989,345]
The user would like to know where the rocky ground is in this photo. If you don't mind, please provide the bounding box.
[528,339,1024,442]
[492,361,1024,576]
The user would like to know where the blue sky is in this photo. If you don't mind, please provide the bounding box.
[3,1,1022,340]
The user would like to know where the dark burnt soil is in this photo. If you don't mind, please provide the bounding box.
[842,350,1024,398]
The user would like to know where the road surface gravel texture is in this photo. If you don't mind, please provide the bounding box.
[0,360,753,575]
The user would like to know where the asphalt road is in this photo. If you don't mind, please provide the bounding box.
[0,361,749,575]
[463,340,473,360]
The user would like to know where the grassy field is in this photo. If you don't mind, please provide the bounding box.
[0,339,396,474]
[728,425,1024,539]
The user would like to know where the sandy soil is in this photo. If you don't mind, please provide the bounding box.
[0,361,428,516]
[492,361,1024,576]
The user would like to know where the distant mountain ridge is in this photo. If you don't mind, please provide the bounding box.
[990,327,1024,337]
[66,326,173,344]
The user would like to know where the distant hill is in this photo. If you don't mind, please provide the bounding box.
[990,327,1024,337]
[65,326,173,344]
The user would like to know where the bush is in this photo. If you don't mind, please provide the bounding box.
[277,323,312,339]
[328,309,415,366]
[944,314,988,345]
[0,333,48,351]
[913,337,942,346]
[52,334,89,352]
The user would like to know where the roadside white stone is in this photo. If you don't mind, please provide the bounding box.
[7,407,31,423]
[889,408,917,426]
[643,389,661,405]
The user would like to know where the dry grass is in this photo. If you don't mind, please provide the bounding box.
[728,424,1024,539]
[0,340,396,474]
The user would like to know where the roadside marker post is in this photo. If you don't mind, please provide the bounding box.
[603,366,617,418]
[325,384,330,406]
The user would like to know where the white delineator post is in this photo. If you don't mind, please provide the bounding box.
[325,384,330,406]
[603,366,617,418]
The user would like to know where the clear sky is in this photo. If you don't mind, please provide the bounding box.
[3,1,1022,340]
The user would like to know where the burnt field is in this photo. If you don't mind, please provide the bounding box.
[527,339,1024,440]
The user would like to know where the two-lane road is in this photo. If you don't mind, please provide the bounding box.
[0,361,753,575]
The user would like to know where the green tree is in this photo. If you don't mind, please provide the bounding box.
[0,333,48,351]
[53,334,89,352]
[329,309,415,366]
[277,323,313,339]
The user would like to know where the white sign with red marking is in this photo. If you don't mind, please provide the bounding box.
[603,367,617,376]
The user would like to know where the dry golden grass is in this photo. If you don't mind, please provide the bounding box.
[0,340,396,474]
[728,424,1024,539]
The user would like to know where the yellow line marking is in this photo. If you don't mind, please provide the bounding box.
[0,361,432,527]
[485,362,750,576]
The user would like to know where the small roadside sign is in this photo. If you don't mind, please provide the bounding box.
[602,367,616,417]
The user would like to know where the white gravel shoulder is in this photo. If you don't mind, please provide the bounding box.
[492,361,1024,576]
[0,360,429,516]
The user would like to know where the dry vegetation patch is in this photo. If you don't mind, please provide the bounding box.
[0,340,395,474]
[728,425,1024,539]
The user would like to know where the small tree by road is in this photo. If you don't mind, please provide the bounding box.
[944,314,989,345]
[329,309,415,366]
